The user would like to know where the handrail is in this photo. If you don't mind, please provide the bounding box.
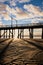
[0,23,43,28]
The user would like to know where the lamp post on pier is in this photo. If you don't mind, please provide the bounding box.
[11,16,13,27]
[12,18,17,27]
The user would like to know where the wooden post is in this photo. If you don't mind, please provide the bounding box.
[29,28,30,38]
[4,30,5,38]
[9,29,10,38]
[6,29,7,38]
[0,30,1,38]
[18,29,19,38]
[20,30,21,39]
[22,29,24,38]
[31,28,33,38]
[42,28,43,39]
[14,29,15,38]
[29,28,33,39]
[12,29,13,38]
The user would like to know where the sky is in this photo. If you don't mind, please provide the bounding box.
[0,0,43,25]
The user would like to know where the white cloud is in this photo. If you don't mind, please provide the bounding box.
[9,0,31,3]
[0,4,6,12]
[6,5,29,20]
[0,19,3,26]
[10,0,16,6]
[24,4,43,23]
[0,0,8,2]
[0,5,11,20]
[19,0,30,3]
[15,7,29,19]
[0,3,43,23]
[0,2,29,20]
[24,4,43,16]
[31,19,39,23]
[0,21,3,25]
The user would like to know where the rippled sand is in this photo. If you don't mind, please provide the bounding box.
[0,38,43,65]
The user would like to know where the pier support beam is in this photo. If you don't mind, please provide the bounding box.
[4,30,5,38]
[0,30,1,38]
[21,29,24,38]
[42,28,43,39]
[6,30,7,38]
[18,29,19,38]
[9,29,10,38]
[29,28,33,39]
[14,29,15,38]
[12,29,13,38]
[20,30,21,39]
[19,29,24,39]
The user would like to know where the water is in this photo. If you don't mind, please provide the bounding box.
[0,28,42,39]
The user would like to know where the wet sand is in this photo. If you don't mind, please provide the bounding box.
[0,38,43,65]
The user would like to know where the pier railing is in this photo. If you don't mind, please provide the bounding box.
[0,23,43,39]
[0,23,43,28]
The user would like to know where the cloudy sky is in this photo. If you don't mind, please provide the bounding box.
[0,0,43,25]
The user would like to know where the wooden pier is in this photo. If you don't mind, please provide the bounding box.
[0,23,43,39]
[0,23,43,65]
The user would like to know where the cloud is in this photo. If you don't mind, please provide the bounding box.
[31,19,39,23]
[19,0,30,3]
[0,2,43,23]
[6,5,16,18]
[0,4,28,20]
[9,0,31,3]
[0,21,3,25]
[0,0,8,2]
[10,0,16,6]
[15,7,27,15]
[1,12,11,20]
[14,7,29,19]
[0,4,11,20]
[24,4,43,23]
[0,4,6,13]
[6,5,29,20]
[24,4,43,16]
[3,14,11,20]
[0,15,3,25]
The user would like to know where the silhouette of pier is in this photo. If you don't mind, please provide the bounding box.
[0,23,43,65]
[0,23,43,39]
